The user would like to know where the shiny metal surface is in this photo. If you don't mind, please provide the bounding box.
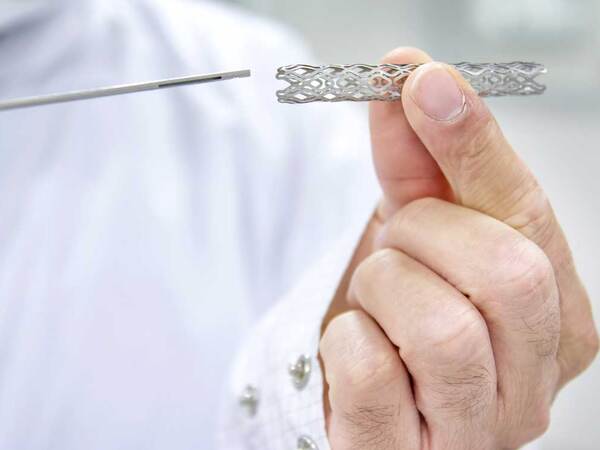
[288,355,312,390]
[277,62,546,103]
[0,69,251,111]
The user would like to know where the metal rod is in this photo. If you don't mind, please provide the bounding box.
[0,69,251,111]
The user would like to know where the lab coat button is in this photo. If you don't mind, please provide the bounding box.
[297,435,318,450]
[289,354,311,390]
[239,385,259,417]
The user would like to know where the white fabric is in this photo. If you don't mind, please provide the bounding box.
[219,218,372,450]
[0,0,379,449]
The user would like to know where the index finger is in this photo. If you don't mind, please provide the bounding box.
[370,47,452,221]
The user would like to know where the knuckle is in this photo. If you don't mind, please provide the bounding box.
[343,343,399,389]
[320,310,364,357]
[321,312,400,390]
[384,196,444,242]
[352,249,400,298]
[320,312,361,366]
[503,182,558,249]
[487,237,561,357]
[406,305,487,364]
[489,236,555,302]
[429,307,486,351]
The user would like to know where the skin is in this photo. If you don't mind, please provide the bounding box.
[319,47,599,450]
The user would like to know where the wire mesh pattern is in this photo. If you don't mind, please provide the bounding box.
[276,62,547,104]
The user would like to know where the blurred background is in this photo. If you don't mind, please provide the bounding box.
[222,0,600,448]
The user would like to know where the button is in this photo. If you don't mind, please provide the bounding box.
[288,354,312,390]
[297,435,318,450]
[238,385,259,417]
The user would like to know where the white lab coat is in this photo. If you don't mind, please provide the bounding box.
[0,0,378,448]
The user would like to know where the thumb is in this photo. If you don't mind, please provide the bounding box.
[370,47,452,222]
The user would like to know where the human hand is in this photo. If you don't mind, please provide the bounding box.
[320,47,598,450]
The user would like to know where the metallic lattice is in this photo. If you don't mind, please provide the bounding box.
[276,62,547,104]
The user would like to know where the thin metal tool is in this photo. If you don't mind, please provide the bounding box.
[0,69,251,111]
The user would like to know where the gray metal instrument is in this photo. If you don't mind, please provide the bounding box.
[0,69,251,111]
[276,62,547,104]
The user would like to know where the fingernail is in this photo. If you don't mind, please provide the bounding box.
[410,64,466,121]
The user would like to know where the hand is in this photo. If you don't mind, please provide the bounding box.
[320,48,599,449]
